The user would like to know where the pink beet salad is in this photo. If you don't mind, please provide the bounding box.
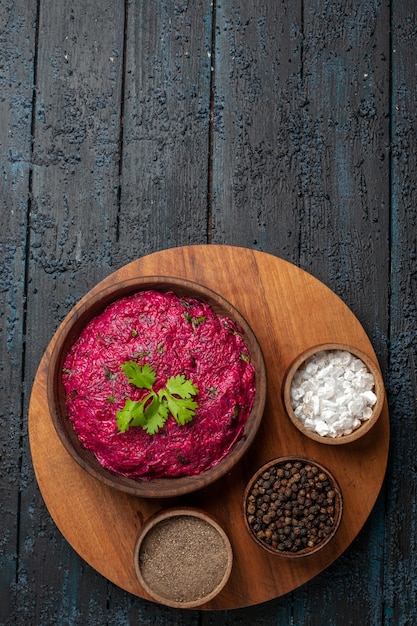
[62,290,256,479]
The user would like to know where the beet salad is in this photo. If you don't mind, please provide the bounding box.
[62,290,256,479]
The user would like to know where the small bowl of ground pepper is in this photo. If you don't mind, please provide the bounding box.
[243,456,343,558]
[133,507,233,608]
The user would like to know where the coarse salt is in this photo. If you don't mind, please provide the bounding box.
[290,350,377,438]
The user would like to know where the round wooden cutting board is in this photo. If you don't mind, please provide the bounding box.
[28,245,389,610]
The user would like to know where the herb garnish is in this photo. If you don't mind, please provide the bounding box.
[116,361,198,435]
[185,313,207,327]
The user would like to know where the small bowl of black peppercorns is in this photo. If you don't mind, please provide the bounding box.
[243,456,343,558]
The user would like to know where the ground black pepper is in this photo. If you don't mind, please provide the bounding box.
[244,458,342,555]
[138,515,231,603]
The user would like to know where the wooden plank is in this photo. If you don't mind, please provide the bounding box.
[297,0,390,353]
[291,3,391,623]
[384,1,417,623]
[20,1,213,624]
[18,2,126,624]
[210,0,390,623]
[105,2,213,622]
[291,3,390,624]
[211,0,303,258]
[113,0,213,264]
[0,1,36,622]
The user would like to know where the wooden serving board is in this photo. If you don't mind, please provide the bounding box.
[28,245,389,609]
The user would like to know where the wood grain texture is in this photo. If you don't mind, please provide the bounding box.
[112,0,213,265]
[291,3,391,623]
[16,2,126,624]
[29,245,389,610]
[384,3,417,623]
[1,0,417,623]
[297,0,390,343]
[211,1,304,256]
[211,2,392,624]
[0,1,36,622]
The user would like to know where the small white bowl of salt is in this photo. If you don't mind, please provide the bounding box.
[283,344,385,444]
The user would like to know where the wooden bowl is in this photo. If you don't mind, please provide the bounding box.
[243,456,343,558]
[133,507,233,608]
[47,276,267,498]
[282,343,385,445]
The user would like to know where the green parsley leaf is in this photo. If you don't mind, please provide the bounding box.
[143,396,169,435]
[159,375,198,425]
[165,374,198,399]
[121,361,155,390]
[116,397,146,432]
[116,362,199,434]
[163,394,198,425]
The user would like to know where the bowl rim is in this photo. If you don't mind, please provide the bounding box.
[282,342,385,445]
[47,275,267,498]
[133,506,233,608]
[242,455,343,558]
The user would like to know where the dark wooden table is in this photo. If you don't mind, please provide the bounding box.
[1,1,416,624]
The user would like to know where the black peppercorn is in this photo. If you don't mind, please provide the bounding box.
[245,458,341,555]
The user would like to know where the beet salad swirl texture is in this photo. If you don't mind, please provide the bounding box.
[62,290,256,479]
